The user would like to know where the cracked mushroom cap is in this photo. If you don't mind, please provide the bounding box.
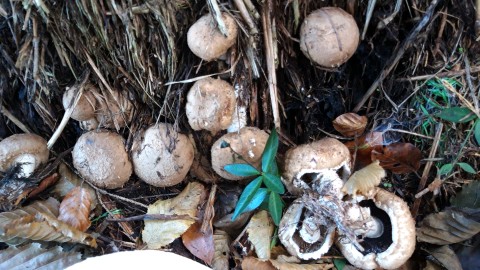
[211,127,269,180]
[72,130,132,189]
[187,13,238,61]
[0,134,49,177]
[336,188,416,269]
[282,138,351,195]
[279,199,336,260]
[62,84,97,121]
[186,78,236,134]
[300,7,360,67]
[131,123,194,187]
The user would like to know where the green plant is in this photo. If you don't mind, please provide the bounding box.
[224,129,285,225]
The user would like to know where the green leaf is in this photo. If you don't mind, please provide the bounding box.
[268,192,284,226]
[267,159,279,175]
[243,188,268,213]
[451,181,480,208]
[262,173,285,194]
[436,107,477,123]
[475,119,480,145]
[224,164,260,177]
[262,129,279,173]
[458,163,477,174]
[333,258,347,270]
[232,177,262,220]
[439,164,454,175]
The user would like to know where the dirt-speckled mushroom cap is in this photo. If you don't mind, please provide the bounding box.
[72,130,132,189]
[0,133,49,173]
[186,78,236,134]
[336,188,416,269]
[62,84,97,121]
[211,127,269,180]
[131,123,194,187]
[300,7,359,67]
[187,13,238,61]
[282,138,351,194]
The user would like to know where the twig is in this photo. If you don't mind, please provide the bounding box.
[0,103,32,133]
[207,0,228,36]
[396,66,480,82]
[354,0,441,112]
[361,0,377,40]
[107,214,197,222]
[464,56,480,114]
[233,0,258,34]
[89,182,148,209]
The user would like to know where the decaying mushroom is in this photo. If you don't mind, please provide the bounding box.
[72,130,132,189]
[300,7,360,67]
[131,123,194,187]
[186,77,236,134]
[0,134,49,178]
[187,13,238,61]
[336,188,416,269]
[211,127,268,180]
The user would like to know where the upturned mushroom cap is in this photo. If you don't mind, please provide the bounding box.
[187,13,238,61]
[0,134,49,176]
[282,138,351,195]
[300,7,360,67]
[72,130,132,189]
[62,85,97,121]
[186,78,236,134]
[211,127,269,180]
[336,188,416,269]
[131,123,194,187]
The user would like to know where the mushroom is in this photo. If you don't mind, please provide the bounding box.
[0,134,49,178]
[300,7,360,67]
[186,78,236,134]
[187,13,238,61]
[95,90,133,129]
[72,130,132,189]
[62,84,97,122]
[282,138,351,195]
[131,123,194,187]
[336,188,416,269]
[211,127,269,180]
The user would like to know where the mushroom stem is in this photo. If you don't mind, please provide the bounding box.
[363,216,384,238]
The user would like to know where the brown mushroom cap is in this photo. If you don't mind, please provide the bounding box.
[187,13,238,61]
[300,7,360,67]
[72,130,132,189]
[211,127,269,180]
[0,133,49,173]
[336,188,416,269]
[62,85,97,121]
[131,123,194,187]
[282,138,351,194]
[96,90,133,129]
[186,78,236,134]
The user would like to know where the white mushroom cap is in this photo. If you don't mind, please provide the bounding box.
[0,134,49,177]
[211,127,269,180]
[131,123,194,187]
[336,188,416,269]
[186,78,236,134]
[72,130,132,189]
[187,13,238,61]
[300,7,360,67]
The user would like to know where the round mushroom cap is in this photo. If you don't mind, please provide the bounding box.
[300,7,360,67]
[336,188,416,269]
[96,90,133,129]
[186,78,236,134]
[187,13,238,61]
[72,130,132,189]
[211,127,269,180]
[131,123,194,187]
[282,138,351,194]
[0,133,49,173]
[62,84,97,121]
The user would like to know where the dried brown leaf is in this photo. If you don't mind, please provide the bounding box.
[424,245,462,270]
[212,230,230,270]
[55,163,97,210]
[371,143,422,174]
[182,222,215,265]
[333,113,368,137]
[58,187,92,232]
[270,255,334,270]
[344,132,384,170]
[242,257,276,270]
[342,160,386,196]
[246,210,274,260]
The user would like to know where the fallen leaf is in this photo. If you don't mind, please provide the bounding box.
[424,245,462,270]
[342,160,386,196]
[58,187,92,232]
[344,132,383,170]
[142,182,206,249]
[417,208,480,245]
[241,257,276,270]
[270,254,334,269]
[246,210,274,260]
[55,163,97,210]
[451,181,480,208]
[0,242,82,270]
[212,230,230,270]
[333,113,368,137]
[371,142,422,173]
[182,222,214,265]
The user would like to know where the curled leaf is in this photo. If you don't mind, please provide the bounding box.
[182,222,214,265]
[58,187,92,232]
[241,257,275,270]
[371,143,422,174]
[342,160,386,196]
[333,113,368,137]
[424,245,462,270]
[344,132,383,170]
[246,210,274,260]
[55,163,97,210]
